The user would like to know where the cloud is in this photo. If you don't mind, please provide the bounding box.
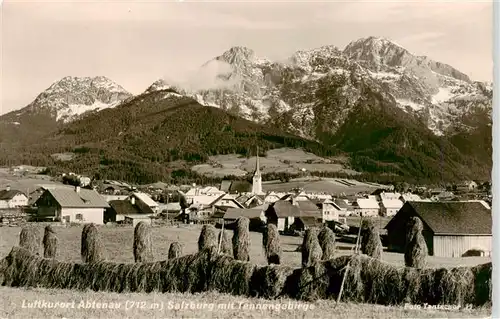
[162,59,242,92]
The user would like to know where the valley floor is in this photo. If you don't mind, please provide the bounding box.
[0,224,492,318]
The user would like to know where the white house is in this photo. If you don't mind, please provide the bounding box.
[399,193,422,203]
[380,199,404,217]
[129,192,159,214]
[379,192,401,201]
[35,186,109,224]
[354,198,380,217]
[264,192,285,204]
[0,187,28,208]
[318,199,341,222]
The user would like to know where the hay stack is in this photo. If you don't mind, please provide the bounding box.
[42,225,58,259]
[133,222,154,263]
[198,225,218,251]
[404,217,427,268]
[360,219,383,259]
[19,226,41,255]
[81,223,105,263]
[262,223,282,265]
[301,228,322,268]
[233,217,250,261]
[218,230,233,256]
[318,226,336,260]
[208,254,256,296]
[250,264,294,299]
[168,242,182,259]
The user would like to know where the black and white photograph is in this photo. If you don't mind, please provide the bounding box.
[0,0,496,318]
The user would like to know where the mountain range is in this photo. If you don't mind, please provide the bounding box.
[0,36,492,184]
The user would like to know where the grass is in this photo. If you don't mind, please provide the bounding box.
[0,224,490,268]
[0,287,491,319]
[0,224,492,318]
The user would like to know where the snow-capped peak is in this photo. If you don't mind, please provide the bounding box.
[29,76,132,123]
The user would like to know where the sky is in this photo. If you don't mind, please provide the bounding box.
[0,0,493,115]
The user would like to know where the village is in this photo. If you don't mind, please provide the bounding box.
[0,152,493,259]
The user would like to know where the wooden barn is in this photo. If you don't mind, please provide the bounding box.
[385,201,492,257]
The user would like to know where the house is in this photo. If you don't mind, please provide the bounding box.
[265,200,301,232]
[264,192,285,204]
[211,194,245,209]
[223,207,266,230]
[265,200,320,232]
[334,199,353,216]
[431,191,455,201]
[379,192,401,201]
[235,194,265,208]
[380,199,404,217]
[353,198,380,217]
[0,186,28,208]
[128,192,159,214]
[102,195,129,203]
[314,199,342,222]
[400,193,422,203]
[106,197,154,224]
[385,201,492,257]
[35,186,109,224]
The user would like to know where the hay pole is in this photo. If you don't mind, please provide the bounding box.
[336,259,352,304]
[217,222,225,254]
[354,216,363,254]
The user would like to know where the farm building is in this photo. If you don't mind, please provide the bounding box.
[35,186,109,224]
[265,200,321,232]
[128,192,159,214]
[385,201,492,257]
[380,199,404,217]
[223,207,266,230]
[106,196,155,224]
[211,194,245,209]
[0,187,28,209]
[353,198,380,217]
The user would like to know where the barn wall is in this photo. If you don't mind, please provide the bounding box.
[60,208,104,225]
[433,235,492,257]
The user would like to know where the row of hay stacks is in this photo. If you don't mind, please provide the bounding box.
[0,245,491,306]
[0,217,492,307]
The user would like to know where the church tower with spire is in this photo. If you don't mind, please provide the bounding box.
[252,146,263,195]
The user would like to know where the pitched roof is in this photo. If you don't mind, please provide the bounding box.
[334,199,351,210]
[270,200,302,218]
[387,201,491,235]
[296,200,321,214]
[132,192,158,207]
[224,208,263,220]
[109,200,143,215]
[45,188,109,208]
[356,198,380,209]
[0,189,25,200]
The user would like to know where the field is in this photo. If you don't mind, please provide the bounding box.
[0,223,492,318]
[191,148,359,177]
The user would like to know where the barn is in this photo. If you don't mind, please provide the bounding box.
[385,201,492,257]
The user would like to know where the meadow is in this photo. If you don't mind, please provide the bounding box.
[0,224,492,318]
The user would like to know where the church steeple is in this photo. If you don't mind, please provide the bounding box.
[252,146,263,194]
[254,146,261,176]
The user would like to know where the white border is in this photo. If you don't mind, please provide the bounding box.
[493,0,499,317]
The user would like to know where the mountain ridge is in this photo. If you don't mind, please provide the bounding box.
[0,36,492,184]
